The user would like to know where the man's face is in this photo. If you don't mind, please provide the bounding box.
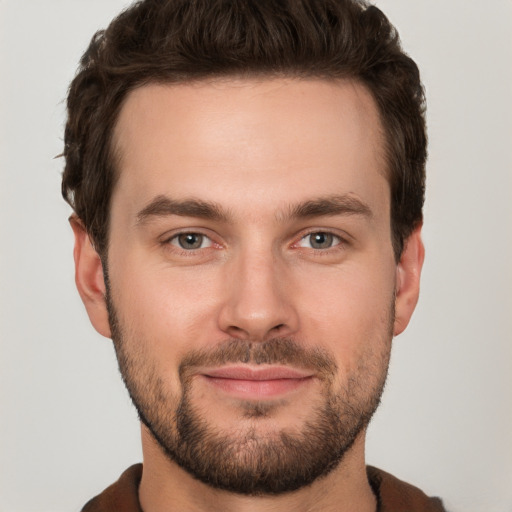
[91,78,409,494]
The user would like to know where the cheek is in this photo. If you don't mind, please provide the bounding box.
[107,262,225,396]
[295,262,395,365]
[108,257,223,350]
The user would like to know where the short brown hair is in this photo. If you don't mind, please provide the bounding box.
[62,0,426,259]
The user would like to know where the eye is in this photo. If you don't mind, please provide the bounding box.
[297,232,341,250]
[169,233,213,250]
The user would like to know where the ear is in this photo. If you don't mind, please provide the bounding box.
[70,216,112,338]
[393,226,425,336]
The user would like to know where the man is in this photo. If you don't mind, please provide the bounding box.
[62,0,445,510]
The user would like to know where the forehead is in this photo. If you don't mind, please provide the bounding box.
[111,78,388,221]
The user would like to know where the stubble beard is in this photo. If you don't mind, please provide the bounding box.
[106,288,393,496]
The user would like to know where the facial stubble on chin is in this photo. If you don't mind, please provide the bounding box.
[104,283,394,496]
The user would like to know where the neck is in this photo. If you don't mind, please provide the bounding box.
[138,425,377,512]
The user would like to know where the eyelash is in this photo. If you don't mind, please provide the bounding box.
[161,230,218,257]
[293,230,347,254]
[161,229,347,257]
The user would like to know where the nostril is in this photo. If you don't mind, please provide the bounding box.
[228,325,245,334]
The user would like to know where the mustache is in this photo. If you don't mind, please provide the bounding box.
[178,338,337,381]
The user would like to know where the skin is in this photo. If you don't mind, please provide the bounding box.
[72,78,424,512]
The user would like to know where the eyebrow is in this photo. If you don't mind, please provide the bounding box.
[285,195,373,221]
[136,193,372,225]
[136,195,229,224]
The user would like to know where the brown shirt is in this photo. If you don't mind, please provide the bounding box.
[82,464,446,512]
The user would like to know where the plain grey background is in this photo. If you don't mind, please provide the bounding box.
[1,1,511,511]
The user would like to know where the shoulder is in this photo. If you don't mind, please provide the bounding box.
[81,464,143,512]
[367,466,447,512]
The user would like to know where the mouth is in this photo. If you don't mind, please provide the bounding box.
[199,365,315,400]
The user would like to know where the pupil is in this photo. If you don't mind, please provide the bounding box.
[312,232,332,249]
[179,233,202,249]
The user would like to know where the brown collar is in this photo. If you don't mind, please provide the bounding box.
[82,463,446,512]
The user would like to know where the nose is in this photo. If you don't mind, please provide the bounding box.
[217,248,299,341]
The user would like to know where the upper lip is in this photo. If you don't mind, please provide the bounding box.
[201,366,314,381]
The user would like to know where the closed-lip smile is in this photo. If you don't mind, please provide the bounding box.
[199,365,315,399]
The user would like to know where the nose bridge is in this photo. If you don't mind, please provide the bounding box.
[218,240,298,340]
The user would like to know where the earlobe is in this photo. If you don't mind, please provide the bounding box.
[393,226,425,336]
[70,216,112,338]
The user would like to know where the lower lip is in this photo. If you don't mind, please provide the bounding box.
[203,376,313,399]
